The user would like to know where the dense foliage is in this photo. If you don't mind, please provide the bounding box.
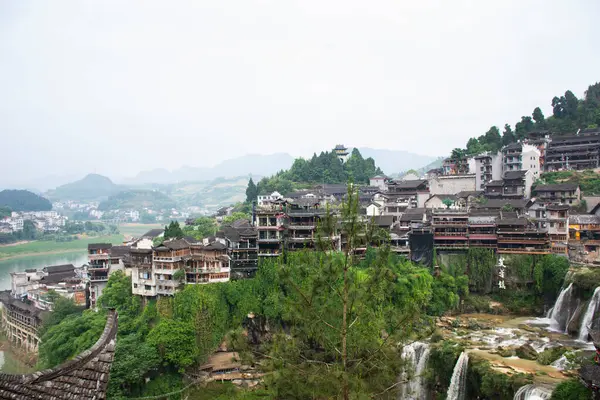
[98,190,176,211]
[0,189,52,211]
[550,379,592,400]
[164,220,184,239]
[253,148,383,195]
[48,173,119,201]
[451,82,600,158]
[537,170,600,196]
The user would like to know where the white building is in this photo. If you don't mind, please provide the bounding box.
[257,191,283,206]
[429,174,476,196]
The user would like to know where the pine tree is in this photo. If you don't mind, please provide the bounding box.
[245,178,258,203]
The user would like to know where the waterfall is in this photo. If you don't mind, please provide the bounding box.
[399,341,430,400]
[548,283,576,332]
[578,287,600,341]
[513,384,552,400]
[446,352,469,400]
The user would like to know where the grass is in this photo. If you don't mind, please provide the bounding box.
[0,234,124,260]
[118,223,163,237]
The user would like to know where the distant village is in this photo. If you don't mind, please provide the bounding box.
[3,129,600,355]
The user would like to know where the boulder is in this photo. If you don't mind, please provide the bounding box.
[516,343,538,360]
[496,346,516,357]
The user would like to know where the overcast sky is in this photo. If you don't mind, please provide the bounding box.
[1,0,599,185]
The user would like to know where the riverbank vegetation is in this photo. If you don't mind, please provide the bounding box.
[0,234,123,260]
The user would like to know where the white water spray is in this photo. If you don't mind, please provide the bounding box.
[446,352,469,400]
[400,341,430,399]
[578,287,600,341]
[513,384,552,400]
[548,283,575,332]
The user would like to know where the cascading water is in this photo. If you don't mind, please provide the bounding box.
[548,283,577,332]
[578,287,600,341]
[446,352,469,400]
[399,342,430,400]
[513,384,552,400]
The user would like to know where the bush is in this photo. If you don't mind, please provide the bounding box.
[537,346,567,365]
[467,357,533,400]
[550,379,591,400]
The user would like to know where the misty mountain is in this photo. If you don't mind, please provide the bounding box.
[124,153,295,184]
[355,148,440,176]
[46,174,123,202]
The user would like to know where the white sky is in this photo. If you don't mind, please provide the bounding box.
[1,0,599,183]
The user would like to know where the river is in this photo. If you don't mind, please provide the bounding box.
[0,252,89,291]
[0,252,90,372]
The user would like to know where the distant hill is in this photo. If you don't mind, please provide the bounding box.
[98,190,176,211]
[125,153,295,184]
[356,148,439,176]
[47,174,122,201]
[0,189,52,211]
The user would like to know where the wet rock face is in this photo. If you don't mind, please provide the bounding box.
[495,346,516,357]
[242,314,272,345]
[516,344,538,360]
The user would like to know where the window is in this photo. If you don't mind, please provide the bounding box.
[144,285,151,291]
[550,222,555,228]
[133,283,138,288]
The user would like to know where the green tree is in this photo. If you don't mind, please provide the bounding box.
[22,220,37,240]
[515,116,534,140]
[164,220,184,240]
[0,206,11,219]
[483,126,502,152]
[182,217,216,239]
[532,106,545,127]
[266,187,433,399]
[502,124,515,146]
[245,178,258,203]
[222,212,250,225]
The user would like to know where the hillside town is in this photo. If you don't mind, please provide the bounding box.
[0,211,67,234]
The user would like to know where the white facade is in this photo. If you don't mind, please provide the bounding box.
[475,152,503,191]
[521,144,541,179]
[429,175,476,196]
[257,191,283,206]
[369,176,387,191]
[366,203,382,217]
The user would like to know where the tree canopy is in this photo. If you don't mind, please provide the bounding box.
[453,82,600,157]
[254,148,383,195]
[0,189,52,211]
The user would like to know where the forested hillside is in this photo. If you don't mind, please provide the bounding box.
[450,82,600,159]
[0,189,52,211]
[254,148,383,195]
[47,173,121,201]
[98,190,176,211]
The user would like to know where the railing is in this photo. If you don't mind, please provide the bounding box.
[153,256,182,262]
[88,253,110,261]
[432,221,468,226]
[233,246,259,251]
[258,238,281,243]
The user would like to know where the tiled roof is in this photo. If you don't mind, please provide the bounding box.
[546,204,570,211]
[534,183,579,192]
[388,179,428,189]
[43,264,75,274]
[570,214,600,225]
[141,228,164,238]
[370,216,395,227]
[503,170,527,180]
[162,239,190,250]
[486,180,504,187]
[503,142,522,151]
[0,310,117,399]
[87,243,112,251]
[109,246,130,258]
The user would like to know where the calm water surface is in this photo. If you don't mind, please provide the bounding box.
[0,252,89,291]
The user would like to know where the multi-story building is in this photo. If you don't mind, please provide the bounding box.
[255,199,287,257]
[502,170,534,199]
[186,241,230,284]
[130,247,155,297]
[431,209,469,250]
[217,220,258,279]
[546,204,569,255]
[474,152,503,190]
[496,217,549,255]
[0,291,44,352]
[442,156,474,175]
[87,243,124,308]
[467,212,498,249]
[287,199,327,250]
[545,129,600,171]
[533,183,581,206]
[569,214,600,262]
[386,180,430,208]
[153,239,190,296]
